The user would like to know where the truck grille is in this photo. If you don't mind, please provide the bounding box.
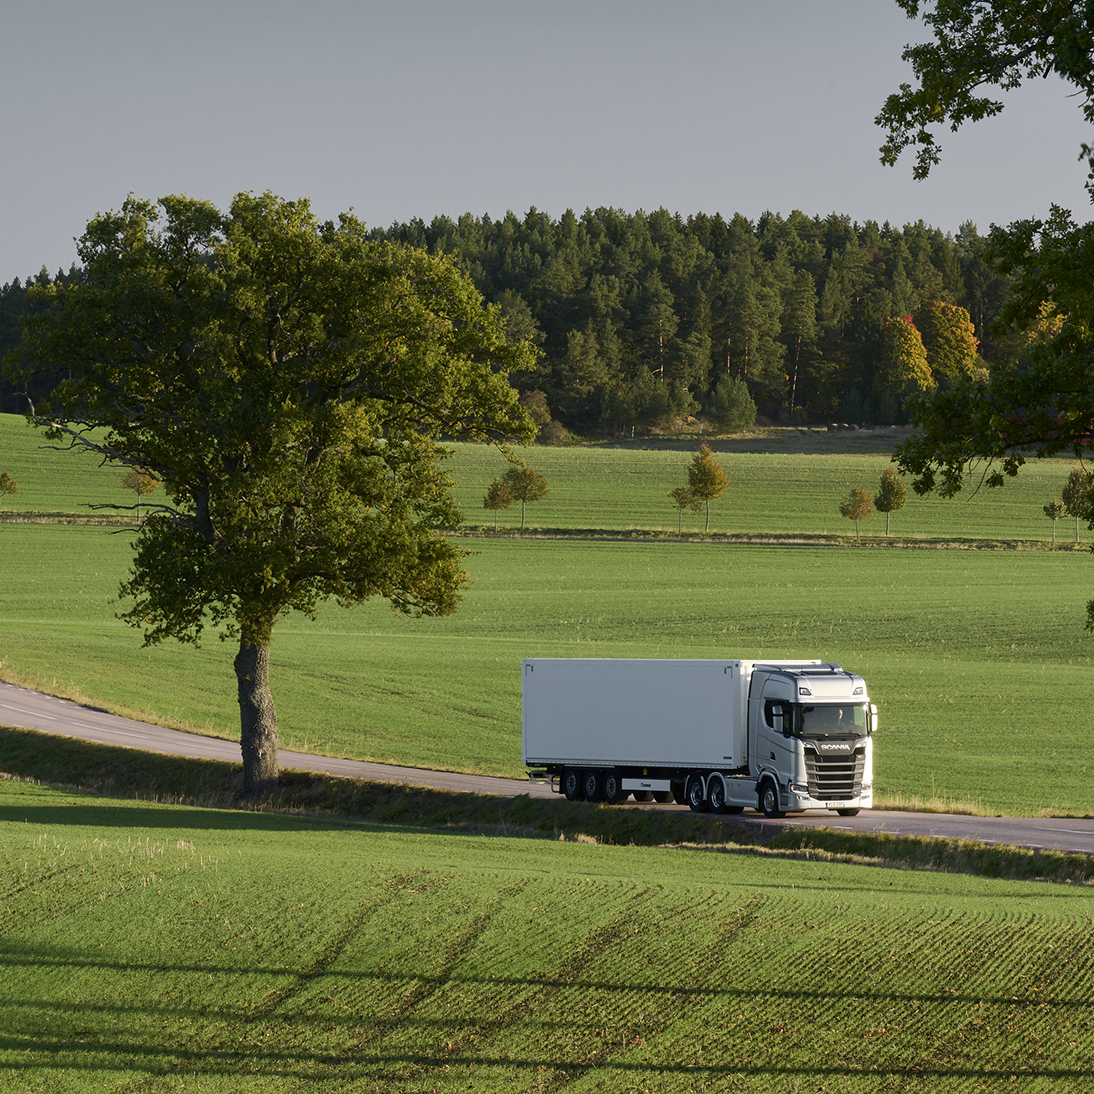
[804,746,865,800]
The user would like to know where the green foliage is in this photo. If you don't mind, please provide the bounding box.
[882,6,1094,630]
[501,463,548,530]
[914,298,981,387]
[839,485,874,538]
[877,0,1094,195]
[482,477,513,531]
[896,209,1094,498]
[704,374,757,432]
[685,442,729,531]
[1044,497,1066,546]
[0,470,16,505]
[876,315,935,420]
[667,485,701,533]
[1062,465,1093,542]
[119,468,158,522]
[874,465,908,535]
[4,194,535,793]
[377,207,1005,430]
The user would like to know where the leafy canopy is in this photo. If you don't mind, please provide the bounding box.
[878,1,1094,197]
[501,464,548,529]
[686,443,729,531]
[839,486,874,539]
[7,192,535,649]
[879,2,1094,628]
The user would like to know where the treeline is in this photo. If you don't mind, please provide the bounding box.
[0,264,82,414]
[372,207,1014,435]
[2,207,1018,432]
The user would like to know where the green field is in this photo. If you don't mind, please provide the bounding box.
[6,414,1094,1091]
[1,523,1091,815]
[2,412,1094,814]
[2,412,1090,543]
[4,777,1094,1093]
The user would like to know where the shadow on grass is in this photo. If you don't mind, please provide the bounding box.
[3,724,1093,885]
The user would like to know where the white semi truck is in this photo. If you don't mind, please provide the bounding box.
[522,658,876,817]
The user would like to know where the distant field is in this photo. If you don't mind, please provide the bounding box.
[3,412,1090,542]
[4,778,1094,1092]
[1,522,1091,815]
[446,441,1090,542]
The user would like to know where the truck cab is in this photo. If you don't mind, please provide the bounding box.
[747,663,875,817]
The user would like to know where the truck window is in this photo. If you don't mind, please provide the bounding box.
[764,699,801,735]
[800,703,867,736]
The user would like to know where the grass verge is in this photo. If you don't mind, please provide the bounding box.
[3,725,1091,889]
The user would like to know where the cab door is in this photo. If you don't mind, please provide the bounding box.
[750,674,797,777]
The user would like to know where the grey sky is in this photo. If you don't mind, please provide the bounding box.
[3,0,1091,285]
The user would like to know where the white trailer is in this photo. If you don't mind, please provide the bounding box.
[522,658,876,817]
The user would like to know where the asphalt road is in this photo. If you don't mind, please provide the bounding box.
[3,679,1093,856]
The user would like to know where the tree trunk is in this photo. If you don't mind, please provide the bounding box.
[235,638,278,797]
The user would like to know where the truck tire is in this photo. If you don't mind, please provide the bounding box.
[652,790,673,803]
[562,768,582,802]
[602,769,625,805]
[836,808,860,817]
[582,769,603,803]
[759,778,785,819]
[707,774,726,814]
[686,773,708,813]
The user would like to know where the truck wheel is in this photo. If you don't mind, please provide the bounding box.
[602,769,624,805]
[653,790,673,803]
[686,773,708,813]
[707,775,726,814]
[582,769,603,803]
[759,779,785,819]
[836,808,860,817]
[562,768,582,802]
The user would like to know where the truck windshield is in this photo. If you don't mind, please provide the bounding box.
[799,703,868,738]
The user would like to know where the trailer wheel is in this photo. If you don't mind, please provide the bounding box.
[759,778,785,819]
[686,773,708,813]
[707,775,726,814]
[653,790,673,803]
[602,769,624,805]
[836,808,860,817]
[582,769,603,803]
[562,768,582,802]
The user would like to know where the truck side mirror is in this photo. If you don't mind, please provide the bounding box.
[869,703,878,734]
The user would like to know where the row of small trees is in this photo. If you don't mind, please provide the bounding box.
[483,465,550,530]
[482,449,1092,543]
[1043,467,1093,547]
[0,469,160,518]
[839,468,909,539]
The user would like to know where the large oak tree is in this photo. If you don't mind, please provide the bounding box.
[6,192,535,794]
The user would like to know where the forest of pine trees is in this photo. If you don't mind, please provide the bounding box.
[1,207,1023,433]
